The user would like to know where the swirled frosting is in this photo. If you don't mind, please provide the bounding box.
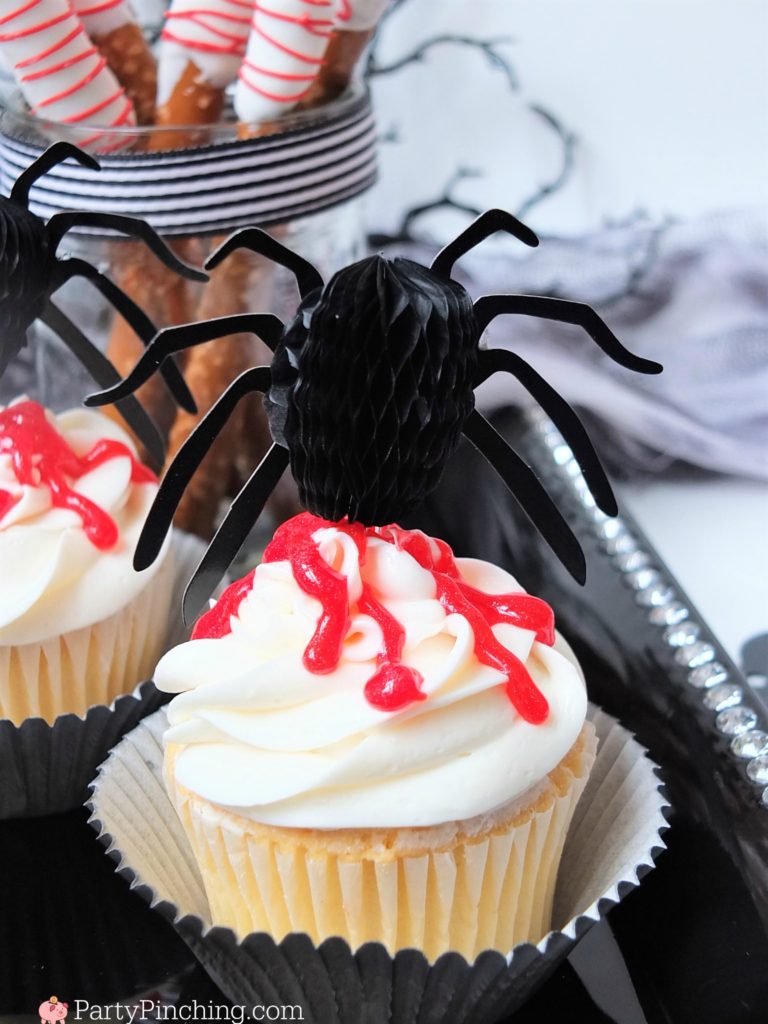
[0,400,169,646]
[156,513,587,829]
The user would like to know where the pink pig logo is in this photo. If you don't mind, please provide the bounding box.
[39,997,68,1024]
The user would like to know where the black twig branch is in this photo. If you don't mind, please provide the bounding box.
[515,104,577,221]
[368,35,518,92]
[598,216,674,309]
[368,168,483,248]
[539,215,673,305]
[378,125,401,145]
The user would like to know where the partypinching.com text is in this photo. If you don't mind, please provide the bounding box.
[71,1002,304,1023]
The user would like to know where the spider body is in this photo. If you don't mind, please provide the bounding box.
[0,200,54,372]
[268,255,478,523]
[88,209,662,622]
[0,142,206,466]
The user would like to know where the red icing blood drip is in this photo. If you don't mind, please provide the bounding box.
[375,525,551,724]
[192,568,256,640]
[0,489,18,520]
[0,400,155,550]
[192,513,553,724]
[358,583,425,712]
[262,511,365,673]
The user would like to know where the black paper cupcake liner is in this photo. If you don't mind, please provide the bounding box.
[88,705,668,1023]
[0,805,193,1011]
[0,531,205,819]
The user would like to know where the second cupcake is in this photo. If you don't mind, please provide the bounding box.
[0,398,174,724]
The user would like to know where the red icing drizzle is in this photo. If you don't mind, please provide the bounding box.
[75,0,126,15]
[358,583,426,712]
[238,0,335,105]
[0,0,134,130]
[0,490,19,520]
[162,0,253,57]
[261,512,366,673]
[0,400,155,550]
[193,513,554,724]
[193,568,256,640]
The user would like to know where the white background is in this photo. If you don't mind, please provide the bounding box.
[368,0,768,235]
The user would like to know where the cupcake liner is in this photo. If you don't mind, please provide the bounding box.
[0,546,175,723]
[88,705,668,1023]
[0,806,192,1012]
[163,724,597,962]
[0,531,206,819]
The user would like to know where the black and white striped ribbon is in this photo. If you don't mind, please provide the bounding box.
[0,91,377,236]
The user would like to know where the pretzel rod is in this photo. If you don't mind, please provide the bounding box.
[105,3,254,454]
[234,0,335,124]
[0,0,136,147]
[176,104,297,538]
[166,247,284,538]
[171,1,389,532]
[102,239,203,459]
[235,0,388,121]
[155,0,253,145]
[154,0,291,535]
[297,23,377,107]
[308,0,389,104]
[70,0,157,125]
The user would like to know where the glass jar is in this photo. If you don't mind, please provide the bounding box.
[0,86,376,412]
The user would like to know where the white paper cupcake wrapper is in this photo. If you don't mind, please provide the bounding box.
[0,531,206,819]
[88,704,668,1023]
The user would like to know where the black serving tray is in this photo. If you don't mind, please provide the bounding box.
[1,409,766,1023]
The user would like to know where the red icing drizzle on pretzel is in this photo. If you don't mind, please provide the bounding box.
[238,0,336,105]
[0,401,155,550]
[0,0,134,129]
[73,0,127,17]
[162,0,253,57]
[193,512,553,723]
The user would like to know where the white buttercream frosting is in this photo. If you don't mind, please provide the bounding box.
[0,402,170,646]
[157,522,587,830]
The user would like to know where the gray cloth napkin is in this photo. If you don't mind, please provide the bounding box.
[377,208,768,480]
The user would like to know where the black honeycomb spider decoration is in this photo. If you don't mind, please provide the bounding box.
[0,142,205,466]
[88,209,662,621]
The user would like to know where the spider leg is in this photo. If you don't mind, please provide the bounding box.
[205,227,324,298]
[475,348,618,516]
[134,366,274,572]
[45,212,207,282]
[39,299,165,470]
[182,443,290,623]
[10,143,99,208]
[52,257,196,413]
[85,313,284,406]
[431,209,539,278]
[473,294,663,374]
[462,408,586,584]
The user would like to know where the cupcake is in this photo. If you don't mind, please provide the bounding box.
[0,398,174,724]
[155,511,595,961]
